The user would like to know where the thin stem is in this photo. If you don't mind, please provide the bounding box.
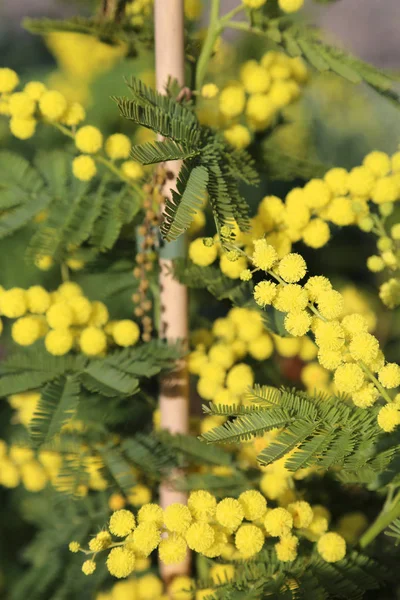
[359,361,393,405]
[220,4,245,24]
[61,263,69,283]
[224,20,272,38]
[195,0,221,90]
[359,493,400,548]
[51,122,75,139]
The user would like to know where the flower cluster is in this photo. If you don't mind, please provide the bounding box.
[243,0,305,13]
[0,282,140,357]
[199,51,308,149]
[71,491,346,582]
[248,239,400,432]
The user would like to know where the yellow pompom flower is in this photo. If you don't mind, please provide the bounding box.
[334,363,364,394]
[89,531,112,552]
[288,501,313,528]
[75,125,103,154]
[278,0,304,12]
[47,302,73,329]
[324,168,349,195]
[284,310,311,337]
[112,320,140,347]
[304,276,332,302]
[371,176,399,204]
[341,313,368,338]
[210,564,235,585]
[68,296,92,325]
[352,383,379,408]
[121,160,144,180]
[159,534,188,565]
[317,348,343,371]
[219,85,246,118]
[61,102,85,126]
[24,81,46,100]
[185,522,215,552]
[0,458,20,488]
[164,503,192,534]
[80,327,107,356]
[314,320,345,350]
[89,301,109,327]
[241,61,271,94]
[69,541,80,553]
[127,522,161,556]
[10,117,36,139]
[367,255,385,272]
[20,460,48,491]
[253,280,277,307]
[26,286,50,314]
[274,284,309,313]
[39,90,67,121]
[252,239,278,271]
[138,503,164,526]
[35,255,54,270]
[12,316,41,346]
[106,547,136,578]
[363,151,391,177]
[327,197,355,226]
[235,524,264,557]
[45,329,73,356]
[0,288,27,318]
[349,333,379,363]
[379,278,400,309]
[188,490,217,521]
[189,238,218,266]
[224,124,251,149]
[317,290,344,320]
[243,0,267,7]
[105,134,131,160]
[72,155,97,181]
[169,576,195,600]
[0,68,19,93]
[264,508,293,537]
[377,404,400,432]
[9,446,34,465]
[317,532,346,563]
[215,498,244,531]
[8,92,35,118]
[201,83,218,98]
[137,574,163,599]
[226,363,254,395]
[220,254,247,279]
[248,333,274,360]
[348,166,375,196]
[128,484,151,507]
[302,219,330,249]
[239,490,267,521]
[278,253,307,283]
[303,179,331,209]
[378,363,400,389]
[275,534,299,561]
[109,509,136,537]
[58,281,83,299]
[82,560,97,576]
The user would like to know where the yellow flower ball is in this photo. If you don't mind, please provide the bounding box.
[159,534,188,565]
[210,564,234,585]
[314,320,345,351]
[219,85,246,118]
[284,310,311,337]
[82,560,97,576]
[304,276,332,302]
[11,316,41,346]
[352,383,379,408]
[58,281,83,299]
[138,503,164,526]
[317,348,343,371]
[69,541,80,553]
[89,531,112,552]
[0,288,27,318]
[243,0,267,8]
[89,301,109,327]
[185,0,203,20]
[264,507,293,537]
[35,255,54,270]
[128,483,151,507]
[327,197,355,226]
[201,83,218,98]
[106,547,136,578]
[349,333,379,363]
[317,532,346,563]
[0,458,20,488]
[68,296,92,325]
[302,218,330,249]
[164,503,192,534]
[105,133,131,160]
[75,125,103,154]
[80,327,107,356]
[367,255,385,272]
[378,363,400,389]
[24,81,46,100]
[324,168,349,195]
[278,253,307,283]
[0,68,19,93]
[61,101,85,126]
[348,166,375,196]
[239,490,267,521]
[188,490,217,521]
[215,498,244,531]
[44,329,74,355]
[126,522,161,556]
[278,0,304,12]
[10,117,36,139]
[363,151,391,177]
[109,509,136,537]
[8,92,35,118]
[224,124,251,149]
[288,501,313,528]
[46,302,73,329]
[189,238,218,266]
[121,160,144,180]
[72,155,97,181]
[39,90,67,121]
[273,284,309,313]
[197,378,222,401]
[275,534,299,561]
[252,239,278,271]
[185,522,215,552]
[334,363,364,394]
[9,446,34,465]
[379,278,400,309]
[27,286,50,314]
[377,403,400,432]
[253,280,277,307]
[235,524,264,557]
[241,61,271,95]
[248,333,274,360]
[371,176,399,204]
[317,290,344,320]
[219,254,247,279]
[196,590,215,600]
[112,320,140,347]
[20,459,48,491]
[303,179,332,209]
[341,313,368,338]
[226,363,254,395]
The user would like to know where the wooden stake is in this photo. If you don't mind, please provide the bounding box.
[155,0,190,582]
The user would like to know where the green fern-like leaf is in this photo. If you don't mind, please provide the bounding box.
[130,139,199,164]
[200,408,292,444]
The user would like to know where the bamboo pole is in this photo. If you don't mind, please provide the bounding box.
[155,0,190,582]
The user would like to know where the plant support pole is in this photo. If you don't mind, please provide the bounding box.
[155,0,190,582]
